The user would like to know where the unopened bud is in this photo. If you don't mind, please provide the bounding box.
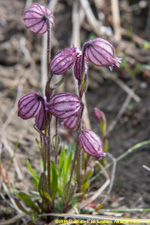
[50,46,79,75]
[24,4,54,34]
[79,130,106,159]
[47,93,83,119]
[18,92,44,119]
[83,38,122,71]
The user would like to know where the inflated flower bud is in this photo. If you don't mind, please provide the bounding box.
[62,114,78,129]
[94,107,103,122]
[79,130,106,159]
[18,92,44,119]
[74,54,88,82]
[83,38,122,71]
[24,4,54,34]
[50,47,79,75]
[47,93,83,119]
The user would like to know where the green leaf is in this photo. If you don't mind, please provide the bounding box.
[26,160,40,179]
[82,169,93,183]
[63,152,72,187]
[67,142,75,157]
[69,193,82,206]
[81,180,89,192]
[50,161,58,200]
[32,177,39,190]
[63,182,76,204]
[59,146,65,177]
[14,198,30,215]
[38,172,51,202]
[18,192,40,213]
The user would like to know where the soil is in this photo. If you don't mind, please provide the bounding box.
[0,0,150,224]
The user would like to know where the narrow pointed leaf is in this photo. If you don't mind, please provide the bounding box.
[50,161,58,200]
[18,192,40,213]
[63,152,72,187]
[26,160,40,179]
[14,198,30,215]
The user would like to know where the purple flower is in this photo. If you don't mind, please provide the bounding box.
[47,93,83,119]
[50,46,80,75]
[18,92,44,119]
[83,38,122,71]
[79,130,106,159]
[61,114,78,129]
[74,54,88,82]
[18,92,45,131]
[24,4,54,34]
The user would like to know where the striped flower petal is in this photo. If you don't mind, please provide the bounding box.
[74,54,88,82]
[35,105,46,131]
[62,114,78,129]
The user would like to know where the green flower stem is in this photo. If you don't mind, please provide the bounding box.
[76,137,81,192]
[90,140,150,183]
[46,21,52,198]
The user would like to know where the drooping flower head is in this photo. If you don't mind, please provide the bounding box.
[79,130,106,159]
[50,45,80,75]
[47,93,83,119]
[83,38,122,71]
[18,92,45,130]
[24,4,54,34]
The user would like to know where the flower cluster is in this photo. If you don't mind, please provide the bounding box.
[18,3,122,160]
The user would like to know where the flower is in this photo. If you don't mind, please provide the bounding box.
[24,4,54,34]
[61,114,78,129]
[83,38,122,71]
[74,54,88,82]
[47,93,83,119]
[50,46,79,75]
[18,92,45,130]
[79,130,106,159]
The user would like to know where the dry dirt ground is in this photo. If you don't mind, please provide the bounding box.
[0,0,150,224]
